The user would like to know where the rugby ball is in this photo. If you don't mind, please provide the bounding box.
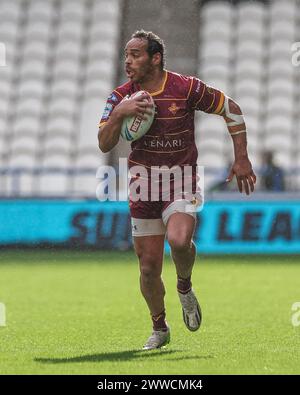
[120,91,155,141]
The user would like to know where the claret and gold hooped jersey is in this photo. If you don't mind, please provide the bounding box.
[99,70,225,170]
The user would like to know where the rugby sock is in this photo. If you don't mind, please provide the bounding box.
[151,309,168,331]
[177,275,192,294]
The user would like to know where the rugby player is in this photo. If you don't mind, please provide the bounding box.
[98,30,256,350]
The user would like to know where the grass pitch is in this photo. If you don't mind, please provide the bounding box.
[0,250,300,375]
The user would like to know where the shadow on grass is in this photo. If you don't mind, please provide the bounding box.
[35,349,213,364]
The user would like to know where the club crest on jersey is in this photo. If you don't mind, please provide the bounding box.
[168,102,180,116]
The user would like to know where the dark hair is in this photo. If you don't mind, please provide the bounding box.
[131,29,166,69]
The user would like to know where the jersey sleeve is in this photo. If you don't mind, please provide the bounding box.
[187,77,225,115]
[98,90,123,128]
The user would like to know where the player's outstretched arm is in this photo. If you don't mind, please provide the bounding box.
[220,97,256,195]
[98,93,153,153]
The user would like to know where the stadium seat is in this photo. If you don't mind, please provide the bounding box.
[27,0,54,22]
[6,150,38,196]
[85,59,115,82]
[264,133,293,153]
[0,77,12,99]
[84,79,114,99]
[197,150,227,169]
[200,62,230,79]
[25,21,52,43]
[269,20,296,41]
[235,58,263,79]
[43,134,73,153]
[89,21,120,42]
[88,40,117,60]
[0,117,7,136]
[0,21,19,42]
[268,59,295,79]
[45,117,74,136]
[55,40,82,61]
[270,0,297,22]
[0,99,10,118]
[10,133,40,154]
[201,1,233,22]
[52,59,81,80]
[12,114,42,135]
[237,1,266,20]
[19,59,48,80]
[36,151,72,196]
[57,20,84,42]
[265,115,293,134]
[237,96,261,118]
[267,96,294,115]
[268,77,295,97]
[18,80,46,98]
[23,41,49,61]
[197,115,226,138]
[235,78,262,98]
[269,38,296,59]
[92,0,121,20]
[200,39,232,62]
[51,79,78,97]
[15,97,44,118]
[236,19,265,41]
[236,40,265,60]
[0,1,21,22]
[47,97,77,119]
[8,149,37,168]
[72,151,106,197]
[60,0,86,22]
[201,20,232,42]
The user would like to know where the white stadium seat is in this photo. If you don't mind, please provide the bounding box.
[201,1,233,22]
[10,134,40,153]
[27,0,54,22]
[15,97,44,117]
[0,21,19,42]
[43,134,73,153]
[270,0,297,22]
[0,1,21,22]
[0,99,10,117]
[19,59,48,80]
[51,79,78,97]
[0,0,121,197]
[12,116,42,136]
[18,80,46,98]
[60,0,86,21]
[92,0,121,20]
[52,59,81,80]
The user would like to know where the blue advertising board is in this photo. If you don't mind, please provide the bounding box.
[0,200,299,254]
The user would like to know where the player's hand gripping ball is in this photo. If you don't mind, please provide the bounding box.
[120,91,155,141]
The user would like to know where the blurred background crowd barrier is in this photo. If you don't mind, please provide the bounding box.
[0,0,299,252]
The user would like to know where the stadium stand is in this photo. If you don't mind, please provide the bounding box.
[0,0,120,197]
[196,0,300,190]
[0,0,299,196]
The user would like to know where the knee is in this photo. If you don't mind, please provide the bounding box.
[168,234,191,254]
[140,265,161,289]
[137,253,161,283]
